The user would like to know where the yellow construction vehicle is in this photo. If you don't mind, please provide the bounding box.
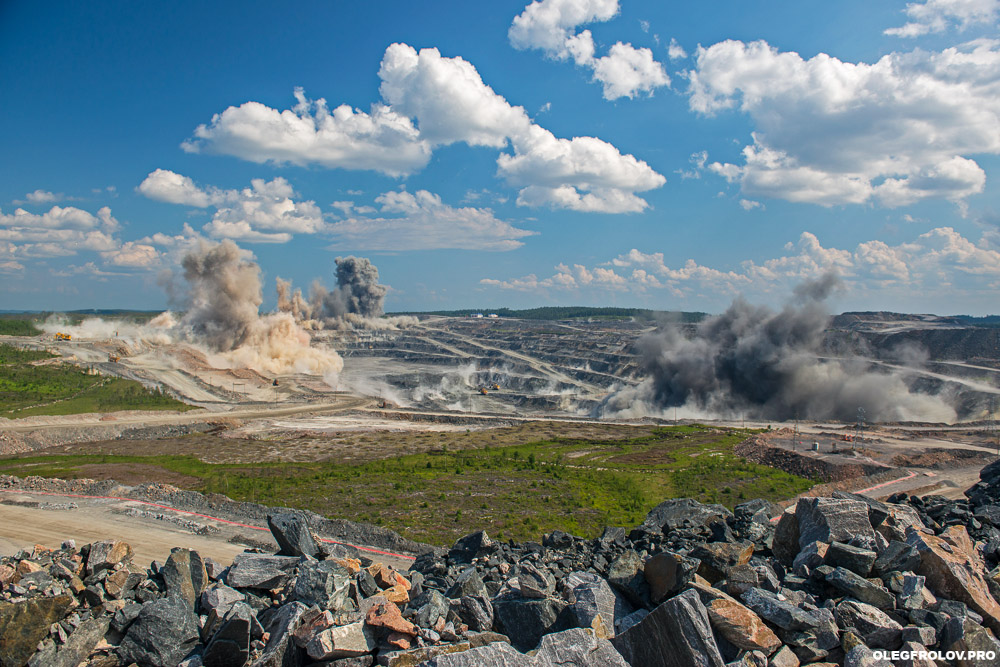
[490,383,500,391]
[108,354,120,363]
[479,387,488,395]
[54,332,71,341]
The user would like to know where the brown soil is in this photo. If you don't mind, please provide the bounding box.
[735,435,882,482]
[72,463,202,488]
[891,448,996,469]
[13,421,657,466]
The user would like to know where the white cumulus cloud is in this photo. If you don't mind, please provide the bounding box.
[183,88,431,177]
[0,205,163,269]
[139,170,325,243]
[886,0,1000,38]
[327,189,535,251]
[689,39,1000,208]
[481,227,1000,311]
[509,0,669,100]
[184,44,665,214]
[22,190,62,204]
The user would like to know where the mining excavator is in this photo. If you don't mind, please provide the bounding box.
[108,354,120,363]
[478,387,488,395]
[54,332,71,341]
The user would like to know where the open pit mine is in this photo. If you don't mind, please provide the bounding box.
[2,252,1000,666]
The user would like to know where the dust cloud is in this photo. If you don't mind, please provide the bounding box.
[600,275,958,423]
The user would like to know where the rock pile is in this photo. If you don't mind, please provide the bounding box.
[2,462,1000,666]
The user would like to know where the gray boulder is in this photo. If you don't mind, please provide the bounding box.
[459,595,494,632]
[565,571,619,635]
[226,553,299,590]
[118,595,200,667]
[204,602,258,667]
[413,589,450,628]
[796,497,875,549]
[611,589,725,667]
[200,583,244,617]
[267,512,319,558]
[835,600,903,650]
[447,567,488,600]
[640,498,733,534]
[825,567,895,608]
[250,601,309,667]
[824,542,877,577]
[843,644,894,667]
[26,616,110,667]
[419,641,533,666]
[292,559,351,610]
[493,594,573,653]
[739,588,822,631]
[449,531,497,563]
[606,550,649,607]
[534,628,629,666]
[162,548,208,609]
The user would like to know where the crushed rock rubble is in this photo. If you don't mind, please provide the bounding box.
[1,461,1000,666]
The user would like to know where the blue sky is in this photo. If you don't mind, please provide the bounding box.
[2,0,1000,314]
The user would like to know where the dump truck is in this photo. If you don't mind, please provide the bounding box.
[54,332,71,341]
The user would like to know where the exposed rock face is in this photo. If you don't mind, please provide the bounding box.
[118,595,200,667]
[226,553,298,590]
[704,596,781,655]
[492,595,571,652]
[86,540,133,575]
[292,559,351,610]
[640,498,733,534]
[161,547,207,608]
[796,497,876,548]
[6,458,1000,667]
[612,589,725,667]
[906,525,1000,635]
[0,595,74,667]
[267,512,320,558]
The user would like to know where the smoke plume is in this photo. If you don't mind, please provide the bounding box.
[325,256,387,318]
[277,256,415,329]
[175,240,343,379]
[601,275,957,423]
[180,240,261,351]
[42,240,344,386]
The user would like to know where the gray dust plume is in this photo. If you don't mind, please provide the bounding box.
[601,275,957,422]
[277,256,388,322]
[179,239,262,351]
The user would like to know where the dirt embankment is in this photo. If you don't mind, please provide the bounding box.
[734,434,887,482]
[891,447,997,469]
[0,473,433,557]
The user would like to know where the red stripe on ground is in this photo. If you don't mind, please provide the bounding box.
[0,487,415,561]
[768,469,920,523]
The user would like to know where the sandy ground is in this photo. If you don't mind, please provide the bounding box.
[0,490,415,570]
[0,498,249,567]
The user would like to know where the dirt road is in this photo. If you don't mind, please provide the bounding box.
[0,489,415,570]
[0,499,249,566]
[0,395,372,433]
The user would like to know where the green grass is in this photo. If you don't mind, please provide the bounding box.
[0,343,192,416]
[0,319,42,336]
[0,345,54,364]
[0,425,814,545]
